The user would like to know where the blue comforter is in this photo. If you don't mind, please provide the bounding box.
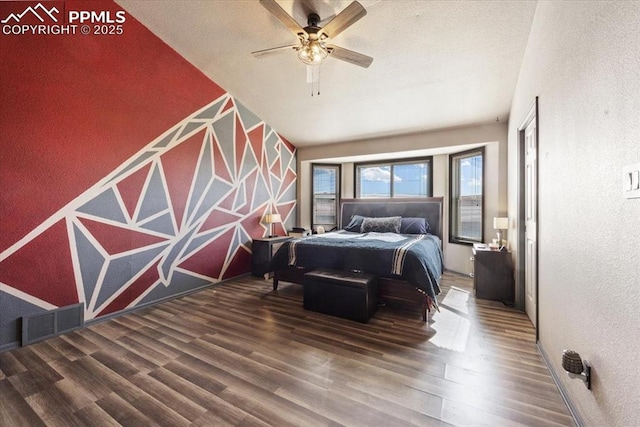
[270,231,444,301]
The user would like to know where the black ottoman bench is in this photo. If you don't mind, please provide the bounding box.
[303,269,378,323]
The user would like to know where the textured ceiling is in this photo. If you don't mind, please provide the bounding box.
[116,0,537,147]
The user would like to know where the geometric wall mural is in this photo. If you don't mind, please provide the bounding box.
[0,94,296,325]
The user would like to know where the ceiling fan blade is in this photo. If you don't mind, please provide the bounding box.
[251,44,298,58]
[328,45,373,68]
[319,1,366,39]
[259,0,306,36]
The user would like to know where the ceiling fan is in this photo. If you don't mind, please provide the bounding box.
[252,0,373,68]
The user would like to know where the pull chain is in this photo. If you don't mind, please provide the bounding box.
[307,65,321,97]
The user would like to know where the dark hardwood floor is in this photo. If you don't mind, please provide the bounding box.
[1,272,575,426]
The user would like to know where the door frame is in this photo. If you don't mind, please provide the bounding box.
[517,97,539,339]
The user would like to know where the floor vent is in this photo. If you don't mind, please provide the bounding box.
[22,303,84,346]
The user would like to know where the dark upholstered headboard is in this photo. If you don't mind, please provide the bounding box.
[340,198,443,240]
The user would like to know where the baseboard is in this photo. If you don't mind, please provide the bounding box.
[538,341,586,427]
[86,274,242,327]
[443,269,471,278]
[0,341,20,352]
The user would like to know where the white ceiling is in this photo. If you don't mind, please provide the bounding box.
[116,0,537,148]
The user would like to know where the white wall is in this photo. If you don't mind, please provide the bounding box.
[507,2,640,425]
[296,122,508,274]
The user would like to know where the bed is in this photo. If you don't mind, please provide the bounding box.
[270,198,444,321]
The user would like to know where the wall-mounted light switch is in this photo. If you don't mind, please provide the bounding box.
[623,162,640,199]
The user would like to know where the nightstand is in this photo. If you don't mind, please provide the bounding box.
[472,243,514,305]
[251,236,292,278]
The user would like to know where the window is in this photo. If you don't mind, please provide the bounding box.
[449,148,484,244]
[312,164,340,230]
[355,157,432,198]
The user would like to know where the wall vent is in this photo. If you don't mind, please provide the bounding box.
[22,303,84,346]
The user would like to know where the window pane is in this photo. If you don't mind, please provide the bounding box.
[313,167,335,194]
[356,157,432,199]
[459,154,482,240]
[312,165,338,228]
[393,163,428,197]
[450,151,483,243]
[457,194,482,240]
[359,165,391,198]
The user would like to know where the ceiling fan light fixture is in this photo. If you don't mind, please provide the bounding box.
[254,0,373,72]
[297,39,329,65]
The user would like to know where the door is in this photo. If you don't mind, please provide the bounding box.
[524,112,538,326]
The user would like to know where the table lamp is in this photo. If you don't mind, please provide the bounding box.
[493,217,508,249]
[264,213,281,238]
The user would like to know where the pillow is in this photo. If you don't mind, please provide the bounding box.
[360,216,401,233]
[400,217,429,234]
[344,214,365,232]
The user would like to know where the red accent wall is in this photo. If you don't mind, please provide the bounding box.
[0,0,297,348]
[0,0,225,253]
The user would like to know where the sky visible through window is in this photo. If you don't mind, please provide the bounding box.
[313,159,481,196]
[313,168,336,194]
[356,161,430,197]
[459,155,482,196]
[360,164,430,197]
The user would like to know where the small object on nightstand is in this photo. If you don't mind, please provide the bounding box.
[289,227,310,238]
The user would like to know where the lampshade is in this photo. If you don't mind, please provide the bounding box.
[264,213,281,224]
[493,217,509,230]
[297,39,329,65]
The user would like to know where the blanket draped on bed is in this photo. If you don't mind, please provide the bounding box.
[270,231,444,303]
